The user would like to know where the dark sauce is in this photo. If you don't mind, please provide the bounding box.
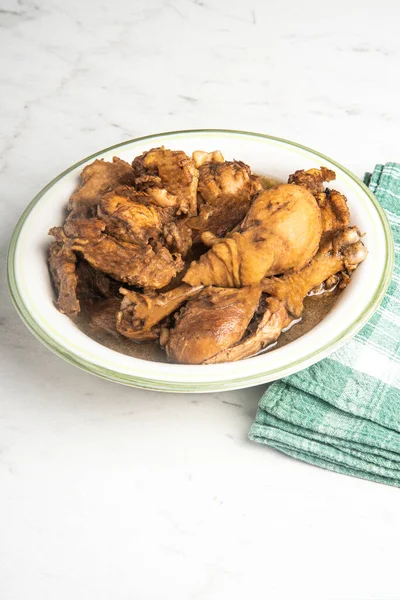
[274,286,341,350]
[74,174,342,363]
[76,297,168,363]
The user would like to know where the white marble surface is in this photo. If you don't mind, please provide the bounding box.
[1,0,400,598]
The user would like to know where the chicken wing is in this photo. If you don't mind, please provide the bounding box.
[164,285,262,364]
[183,184,322,287]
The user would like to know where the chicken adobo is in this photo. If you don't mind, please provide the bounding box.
[48,148,367,364]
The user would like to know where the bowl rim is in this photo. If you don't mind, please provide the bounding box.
[7,128,394,392]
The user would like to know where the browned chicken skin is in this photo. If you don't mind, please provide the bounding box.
[288,166,336,195]
[262,227,368,317]
[132,147,199,216]
[165,286,262,364]
[316,189,350,233]
[185,157,262,242]
[117,284,203,341]
[204,297,289,364]
[52,218,183,289]
[68,157,136,218]
[288,166,350,233]
[183,184,322,287]
[197,159,262,207]
[98,192,163,244]
[163,151,263,255]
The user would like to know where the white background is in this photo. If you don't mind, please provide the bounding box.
[1,0,399,598]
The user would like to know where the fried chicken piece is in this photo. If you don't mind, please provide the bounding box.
[171,153,262,250]
[98,191,163,244]
[197,159,262,207]
[68,157,135,217]
[165,286,262,364]
[132,147,199,216]
[288,167,350,233]
[315,188,350,233]
[262,227,368,317]
[204,297,288,364]
[183,158,263,242]
[57,218,183,289]
[288,166,336,195]
[183,184,322,288]
[117,284,203,341]
[48,240,80,317]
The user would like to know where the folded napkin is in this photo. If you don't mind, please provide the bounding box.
[249,163,400,487]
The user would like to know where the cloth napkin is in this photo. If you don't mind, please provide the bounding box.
[249,163,400,487]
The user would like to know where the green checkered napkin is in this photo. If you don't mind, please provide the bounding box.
[249,163,400,487]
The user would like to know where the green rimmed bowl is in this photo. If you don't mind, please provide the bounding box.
[7,129,394,392]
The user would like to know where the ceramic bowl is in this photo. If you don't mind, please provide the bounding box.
[7,129,394,392]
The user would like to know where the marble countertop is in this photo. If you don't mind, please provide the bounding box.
[1,0,400,598]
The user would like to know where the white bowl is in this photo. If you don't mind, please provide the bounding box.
[7,130,394,392]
